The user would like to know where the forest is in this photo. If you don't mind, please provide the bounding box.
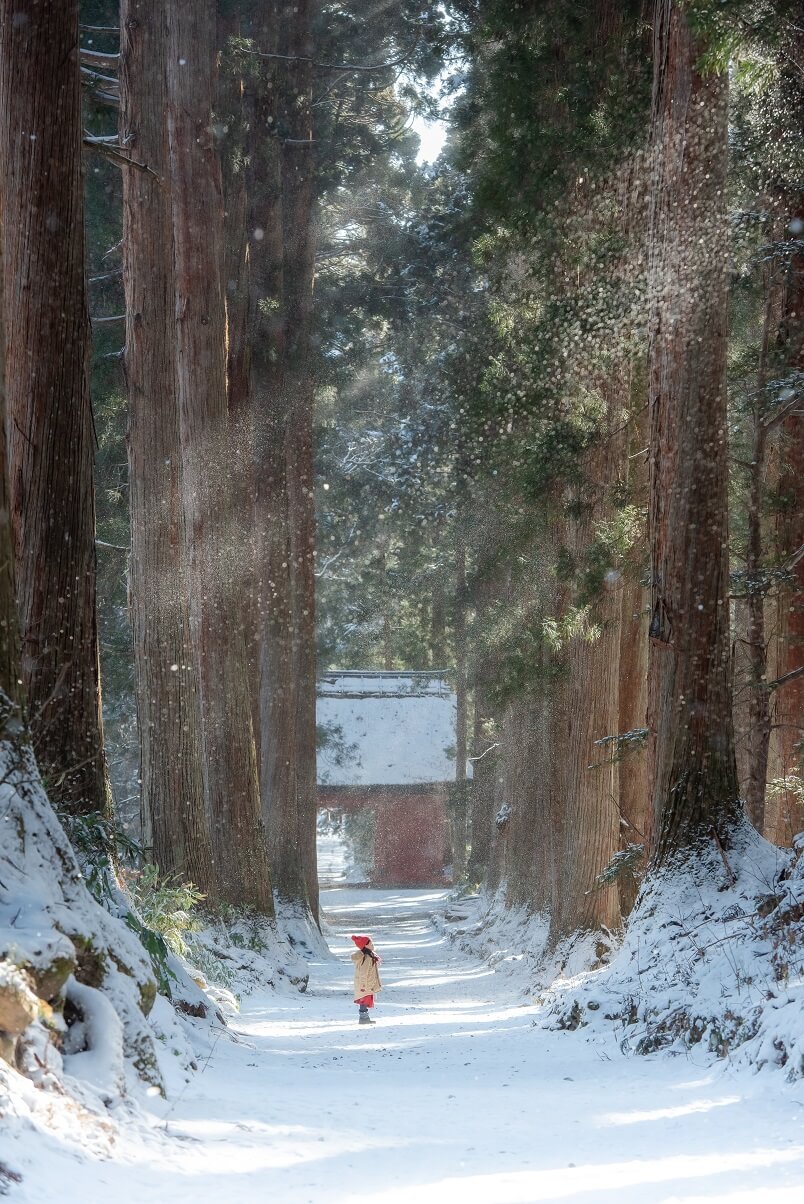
[0,1,803,1202]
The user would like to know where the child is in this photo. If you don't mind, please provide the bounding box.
[350,934,382,1024]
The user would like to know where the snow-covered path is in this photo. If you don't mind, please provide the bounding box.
[8,888,804,1203]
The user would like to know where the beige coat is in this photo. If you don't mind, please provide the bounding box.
[351,945,382,1001]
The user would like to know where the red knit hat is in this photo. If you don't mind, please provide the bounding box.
[351,935,371,949]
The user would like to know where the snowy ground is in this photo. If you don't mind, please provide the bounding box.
[3,887,804,1203]
[317,829,363,887]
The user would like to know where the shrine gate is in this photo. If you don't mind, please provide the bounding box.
[317,671,469,887]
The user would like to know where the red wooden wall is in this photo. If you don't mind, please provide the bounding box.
[318,786,451,886]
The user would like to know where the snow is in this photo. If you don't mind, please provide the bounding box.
[317,829,364,887]
[536,828,804,1077]
[0,743,160,1091]
[447,828,804,1082]
[62,978,124,1100]
[3,887,804,1203]
[317,671,470,786]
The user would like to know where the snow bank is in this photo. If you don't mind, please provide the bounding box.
[446,827,804,1079]
[544,827,804,1079]
[183,904,319,1004]
[0,737,314,1109]
[440,888,550,987]
[0,738,331,1197]
[0,741,162,1098]
[441,887,606,995]
[62,978,124,1100]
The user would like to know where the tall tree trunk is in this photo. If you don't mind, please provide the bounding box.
[120,0,214,886]
[647,1,741,867]
[289,404,319,919]
[466,573,499,885]
[166,0,272,910]
[218,8,259,748]
[451,535,469,880]
[553,602,622,942]
[742,416,772,833]
[491,527,557,913]
[617,389,649,915]
[242,0,319,917]
[547,463,623,947]
[0,215,19,712]
[767,50,804,840]
[218,10,253,444]
[0,0,107,816]
[617,573,650,913]
[250,0,306,911]
[502,683,553,914]
[431,583,447,667]
[484,565,513,895]
[733,234,787,836]
[768,399,804,843]
[284,0,319,920]
[257,389,302,909]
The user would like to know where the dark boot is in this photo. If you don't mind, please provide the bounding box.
[358,1008,375,1025]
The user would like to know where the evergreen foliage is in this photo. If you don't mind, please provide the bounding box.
[81,0,802,907]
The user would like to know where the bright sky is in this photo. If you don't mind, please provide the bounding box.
[412,112,448,163]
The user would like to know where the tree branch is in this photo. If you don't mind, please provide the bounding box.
[80,66,119,89]
[80,48,119,71]
[764,664,804,694]
[784,541,804,572]
[761,393,802,431]
[249,48,415,73]
[83,137,156,175]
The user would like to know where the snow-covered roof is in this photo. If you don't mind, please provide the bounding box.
[317,671,469,787]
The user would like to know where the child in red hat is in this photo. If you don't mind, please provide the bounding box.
[350,935,382,1024]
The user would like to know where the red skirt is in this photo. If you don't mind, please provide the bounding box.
[355,994,374,1008]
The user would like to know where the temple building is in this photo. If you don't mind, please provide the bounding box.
[317,671,469,886]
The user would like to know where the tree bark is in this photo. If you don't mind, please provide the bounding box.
[0,0,107,815]
[431,583,447,668]
[0,207,18,710]
[742,417,772,833]
[732,230,787,836]
[767,340,804,842]
[767,51,804,840]
[647,1,741,867]
[120,0,214,887]
[289,399,320,919]
[247,0,305,912]
[284,0,319,919]
[617,573,650,914]
[547,469,623,946]
[617,395,649,915]
[502,683,553,914]
[451,534,469,880]
[238,0,319,918]
[466,572,500,885]
[166,0,272,910]
[218,6,260,751]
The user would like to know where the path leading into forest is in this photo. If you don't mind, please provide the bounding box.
[13,888,804,1203]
